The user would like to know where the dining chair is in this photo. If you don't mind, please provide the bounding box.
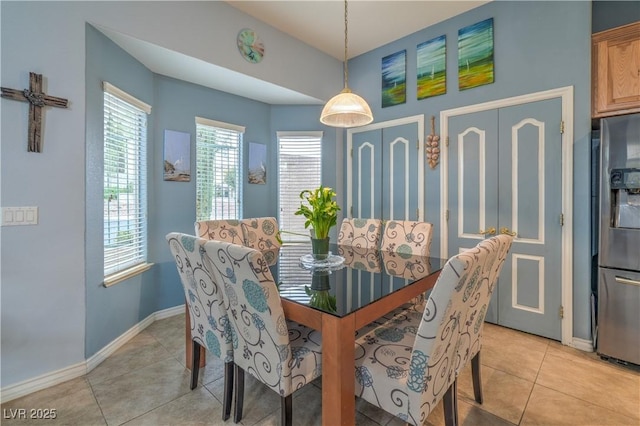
[380,219,433,257]
[338,218,383,249]
[354,234,513,426]
[194,219,245,245]
[240,217,282,250]
[456,234,514,405]
[203,240,322,426]
[165,233,234,421]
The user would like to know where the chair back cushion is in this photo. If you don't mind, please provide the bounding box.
[457,235,513,371]
[406,234,513,422]
[194,220,245,245]
[166,233,233,362]
[380,220,433,257]
[338,218,382,250]
[241,217,281,250]
[203,240,298,396]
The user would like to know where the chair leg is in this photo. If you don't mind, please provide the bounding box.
[234,365,245,423]
[443,379,458,426]
[281,394,292,426]
[471,351,483,404]
[222,362,234,421]
[190,340,201,390]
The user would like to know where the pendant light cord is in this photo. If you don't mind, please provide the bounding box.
[343,0,349,90]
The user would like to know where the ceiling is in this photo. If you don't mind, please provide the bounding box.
[99,1,489,105]
[226,1,489,60]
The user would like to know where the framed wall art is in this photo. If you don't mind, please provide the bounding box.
[458,18,494,90]
[417,34,447,100]
[163,129,191,182]
[382,49,407,108]
[248,142,267,184]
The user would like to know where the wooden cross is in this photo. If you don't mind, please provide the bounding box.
[1,72,68,153]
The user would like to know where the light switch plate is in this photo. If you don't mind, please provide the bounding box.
[2,207,38,226]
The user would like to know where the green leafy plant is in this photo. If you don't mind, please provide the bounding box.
[294,186,340,240]
[305,286,337,313]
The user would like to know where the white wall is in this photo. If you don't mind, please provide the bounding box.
[0,1,341,390]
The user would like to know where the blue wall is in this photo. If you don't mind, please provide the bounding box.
[84,27,334,355]
[85,25,158,357]
[347,1,592,339]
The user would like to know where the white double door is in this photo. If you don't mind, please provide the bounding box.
[447,98,563,340]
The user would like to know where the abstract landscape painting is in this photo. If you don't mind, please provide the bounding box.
[458,18,494,90]
[163,130,191,182]
[382,50,406,108]
[248,142,267,184]
[417,34,446,99]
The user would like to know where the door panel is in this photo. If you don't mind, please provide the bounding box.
[382,123,420,220]
[352,130,382,219]
[448,111,499,322]
[350,123,420,221]
[497,99,563,340]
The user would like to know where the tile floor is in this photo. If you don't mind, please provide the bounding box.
[2,313,639,425]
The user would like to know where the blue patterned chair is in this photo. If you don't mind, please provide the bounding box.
[195,219,245,245]
[204,240,322,426]
[380,220,434,308]
[456,234,514,405]
[240,217,282,252]
[338,218,383,250]
[354,235,513,425]
[166,233,235,421]
[380,220,434,257]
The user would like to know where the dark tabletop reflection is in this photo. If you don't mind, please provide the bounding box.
[267,243,446,317]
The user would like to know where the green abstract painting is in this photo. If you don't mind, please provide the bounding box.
[417,34,446,100]
[382,50,406,108]
[458,18,494,90]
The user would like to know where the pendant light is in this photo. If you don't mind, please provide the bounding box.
[320,0,373,128]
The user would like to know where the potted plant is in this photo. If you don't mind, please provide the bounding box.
[295,185,340,259]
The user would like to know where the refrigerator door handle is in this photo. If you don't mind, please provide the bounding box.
[615,276,640,287]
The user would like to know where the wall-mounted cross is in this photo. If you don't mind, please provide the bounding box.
[1,72,68,153]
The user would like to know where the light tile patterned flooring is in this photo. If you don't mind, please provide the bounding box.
[2,313,639,425]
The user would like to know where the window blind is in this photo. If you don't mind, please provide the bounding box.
[103,85,150,278]
[277,132,322,242]
[196,118,244,221]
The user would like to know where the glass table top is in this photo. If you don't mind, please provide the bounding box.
[263,243,447,317]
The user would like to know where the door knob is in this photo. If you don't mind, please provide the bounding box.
[500,227,517,237]
[479,227,496,235]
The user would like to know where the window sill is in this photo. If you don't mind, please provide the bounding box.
[103,262,154,287]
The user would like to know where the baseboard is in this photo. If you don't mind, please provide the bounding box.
[0,361,87,404]
[86,304,185,372]
[85,314,157,373]
[570,337,594,352]
[1,304,185,403]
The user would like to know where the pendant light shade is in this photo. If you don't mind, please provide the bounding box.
[320,88,373,128]
[320,0,373,128]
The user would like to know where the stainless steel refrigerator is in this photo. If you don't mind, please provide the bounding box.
[598,113,640,366]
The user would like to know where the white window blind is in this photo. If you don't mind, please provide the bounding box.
[196,117,244,221]
[277,132,322,242]
[103,83,150,279]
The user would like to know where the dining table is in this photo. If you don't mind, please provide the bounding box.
[185,242,445,426]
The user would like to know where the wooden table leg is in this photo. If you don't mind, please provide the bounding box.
[322,314,356,426]
[185,304,206,369]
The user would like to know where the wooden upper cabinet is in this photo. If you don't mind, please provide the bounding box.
[592,21,640,118]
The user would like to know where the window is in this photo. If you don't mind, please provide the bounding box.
[103,82,151,283]
[277,131,322,242]
[196,117,244,221]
